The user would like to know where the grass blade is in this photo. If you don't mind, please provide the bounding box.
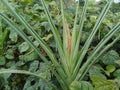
[72,0,114,80]
[0,13,49,63]
[40,0,70,82]
[78,0,114,65]
[79,34,120,80]
[70,0,89,77]
[77,22,120,80]
[1,0,67,79]
[70,0,80,75]
[0,13,68,86]
[1,0,57,66]
[72,0,89,60]
[60,0,72,76]
[40,0,65,61]
[0,69,46,81]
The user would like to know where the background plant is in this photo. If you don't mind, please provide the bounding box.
[0,0,120,90]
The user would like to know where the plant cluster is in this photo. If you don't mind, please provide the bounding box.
[0,0,120,90]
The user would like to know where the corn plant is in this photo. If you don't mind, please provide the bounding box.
[0,0,120,89]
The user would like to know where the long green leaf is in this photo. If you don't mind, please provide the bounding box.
[70,0,89,78]
[90,23,120,54]
[71,0,80,52]
[1,0,56,66]
[72,0,89,61]
[0,13,49,63]
[70,0,80,76]
[0,13,68,87]
[40,0,68,82]
[60,0,71,77]
[0,69,57,89]
[80,35,120,80]
[19,16,67,78]
[0,69,47,81]
[1,0,69,86]
[77,22,120,80]
[54,72,69,90]
[78,0,114,65]
[72,0,114,80]
[0,69,57,90]
[40,0,65,62]
[1,0,67,79]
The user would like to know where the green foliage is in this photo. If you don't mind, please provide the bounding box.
[89,65,106,79]
[5,49,14,60]
[18,42,30,53]
[91,76,119,90]
[113,69,120,78]
[0,0,120,90]
[19,50,38,62]
[101,50,120,65]
[104,65,116,76]
[0,0,9,55]
[70,81,93,90]
[23,61,53,90]
[9,29,18,43]
[0,56,6,65]
[0,25,9,55]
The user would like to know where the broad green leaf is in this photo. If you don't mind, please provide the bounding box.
[6,61,15,68]
[38,62,51,80]
[103,19,113,29]
[90,15,97,23]
[20,0,34,4]
[91,76,119,90]
[115,77,120,88]
[9,29,18,42]
[41,22,51,31]
[70,81,81,90]
[88,0,98,5]
[42,34,53,41]
[5,49,14,59]
[106,65,116,73]
[70,81,93,90]
[104,65,116,76]
[80,31,89,44]
[19,50,38,62]
[29,60,39,72]
[102,50,120,65]
[33,4,43,11]
[18,42,30,53]
[113,69,120,78]
[33,40,39,47]
[23,77,52,90]
[116,60,120,66]
[0,56,6,65]
[23,61,53,90]
[89,65,106,79]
